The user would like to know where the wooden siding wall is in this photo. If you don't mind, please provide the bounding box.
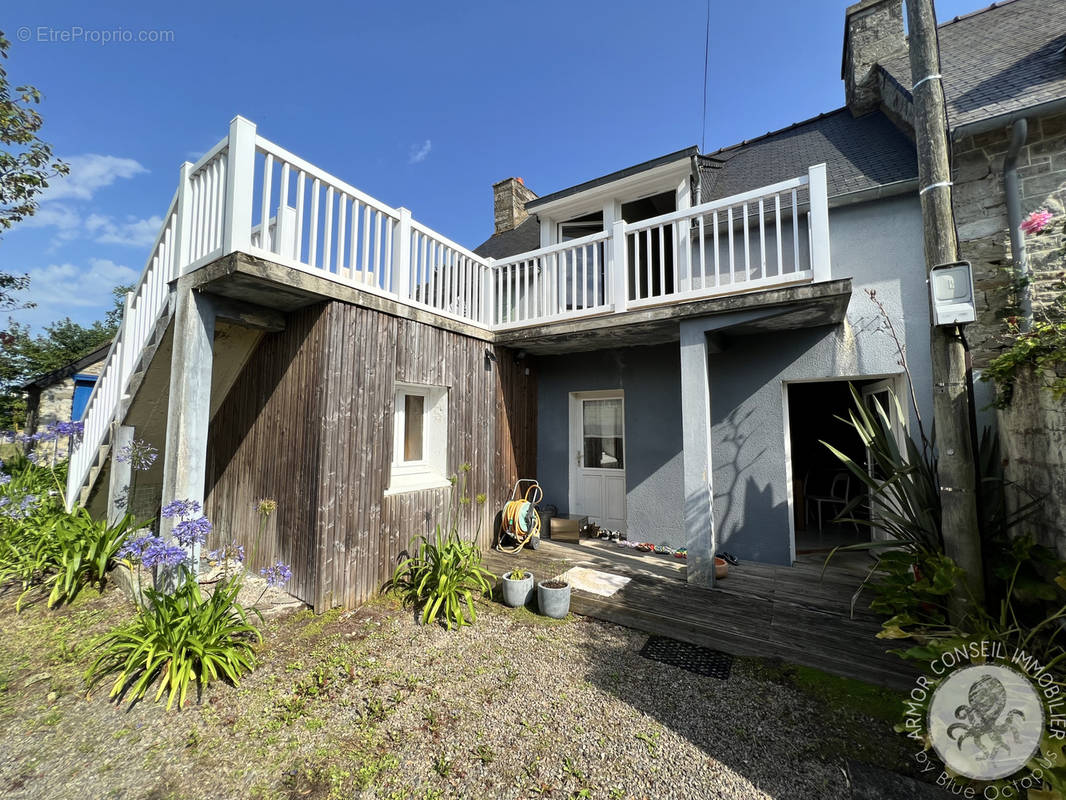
[205,300,536,611]
[205,305,328,605]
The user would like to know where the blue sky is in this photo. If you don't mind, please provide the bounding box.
[2,0,979,332]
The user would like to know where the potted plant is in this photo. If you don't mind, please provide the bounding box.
[501,566,534,608]
[537,577,571,619]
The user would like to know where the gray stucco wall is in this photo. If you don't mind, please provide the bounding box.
[699,193,933,564]
[535,344,685,545]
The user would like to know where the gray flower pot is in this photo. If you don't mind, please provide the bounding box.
[537,579,571,619]
[501,571,534,608]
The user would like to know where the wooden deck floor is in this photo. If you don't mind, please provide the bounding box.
[483,538,916,691]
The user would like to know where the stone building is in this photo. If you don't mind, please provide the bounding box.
[838,0,1066,552]
[842,0,1066,365]
[22,342,110,433]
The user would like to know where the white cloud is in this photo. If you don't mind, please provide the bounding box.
[16,203,82,231]
[85,214,164,248]
[408,140,432,165]
[21,258,139,319]
[40,154,147,203]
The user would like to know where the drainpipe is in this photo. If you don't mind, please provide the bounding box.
[1003,119,1032,331]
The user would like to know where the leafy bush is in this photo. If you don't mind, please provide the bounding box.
[45,510,140,608]
[820,384,941,556]
[389,526,494,630]
[85,574,261,710]
[0,455,141,609]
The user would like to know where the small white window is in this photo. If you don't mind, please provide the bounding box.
[387,383,449,494]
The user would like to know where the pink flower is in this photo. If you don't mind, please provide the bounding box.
[1020,209,1053,235]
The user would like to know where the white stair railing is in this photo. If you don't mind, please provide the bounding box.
[65,117,834,508]
[66,196,180,509]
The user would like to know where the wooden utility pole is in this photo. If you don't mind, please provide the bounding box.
[906,0,984,610]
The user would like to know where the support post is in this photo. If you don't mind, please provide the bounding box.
[611,219,628,312]
[222,115,257,255]
[679,322,715,587]
[485,257,496,326]
[907,0,983,611]
[108,424,134,525]
[173,162,194,279]
[807,163,832,282]
[159,286,216,579]
[119,291,135,387]
[394,207,412,301]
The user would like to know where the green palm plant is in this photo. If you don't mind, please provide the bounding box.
[46,510,141,608]
[389,525,494,630]
[819,384,942,556]
[85,574,261,710]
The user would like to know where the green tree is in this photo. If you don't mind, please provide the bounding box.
[0,316,117,428]
[0,28,69,310]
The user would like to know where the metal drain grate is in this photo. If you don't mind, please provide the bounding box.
[638,636,733,679]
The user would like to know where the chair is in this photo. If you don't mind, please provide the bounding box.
[806,471,854,534]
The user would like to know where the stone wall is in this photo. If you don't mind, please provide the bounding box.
[997,365,1066,559]
[952,112,1066,367]
[35,356,106,427]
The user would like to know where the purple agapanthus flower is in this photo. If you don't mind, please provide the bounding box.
[25,451,38,464]
[53,420,84,438]
[0,473,10,486]
[259,562,293,588]
[209,541,245,563]
[116,439,158,471]
[117,535,157,562]
[161,498,201,520]
[141,540,187,570]
[0,494,40,520]
[33,429,58,443]
[173,515,212,547]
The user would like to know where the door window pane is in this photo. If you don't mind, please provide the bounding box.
[404,394,424,461]
[583,399,624,469]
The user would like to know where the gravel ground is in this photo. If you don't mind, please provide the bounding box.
[0,582,912,800]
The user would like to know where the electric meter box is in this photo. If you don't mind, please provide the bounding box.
[929,261,976,326]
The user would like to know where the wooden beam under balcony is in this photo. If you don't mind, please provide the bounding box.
[493,277,852,355]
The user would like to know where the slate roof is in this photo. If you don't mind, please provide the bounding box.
[698,109,917,203]
[879,0,1066,130]
[472,215,541,259]
[20,341,111,391]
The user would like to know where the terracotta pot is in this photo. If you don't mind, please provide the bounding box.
[715,556,729,580]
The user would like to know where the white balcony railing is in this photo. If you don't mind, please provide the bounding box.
[67,116,832,507]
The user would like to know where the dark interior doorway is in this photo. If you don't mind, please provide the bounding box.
[787,380,877,553]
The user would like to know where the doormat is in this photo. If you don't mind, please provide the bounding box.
[638,636,733,679]
[559,566,631,597]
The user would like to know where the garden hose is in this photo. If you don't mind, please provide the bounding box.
[496,497,541,553]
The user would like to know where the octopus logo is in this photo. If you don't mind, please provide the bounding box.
[928,664,1045,781]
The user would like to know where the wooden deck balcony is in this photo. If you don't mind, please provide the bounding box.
[66,115,837,509]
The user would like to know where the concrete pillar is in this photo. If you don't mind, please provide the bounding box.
[679,322,716,586]
[679,307,799,586]
[159,286,216,575]
[108,425,134,525]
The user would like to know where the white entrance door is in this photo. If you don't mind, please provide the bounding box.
[568,392,627,531]
[861,378,904,541]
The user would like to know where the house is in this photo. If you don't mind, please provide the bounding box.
[21,341,110,434]
[65,0,1065,611]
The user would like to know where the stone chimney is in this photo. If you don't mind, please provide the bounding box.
[492,177,537,235]
[842,0,905,117]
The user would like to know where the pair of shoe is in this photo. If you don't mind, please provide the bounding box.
[716,551,740,566]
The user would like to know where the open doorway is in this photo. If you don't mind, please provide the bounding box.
[786,379,891,554]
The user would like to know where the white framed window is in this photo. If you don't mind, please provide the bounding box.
[386,382,449,494]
